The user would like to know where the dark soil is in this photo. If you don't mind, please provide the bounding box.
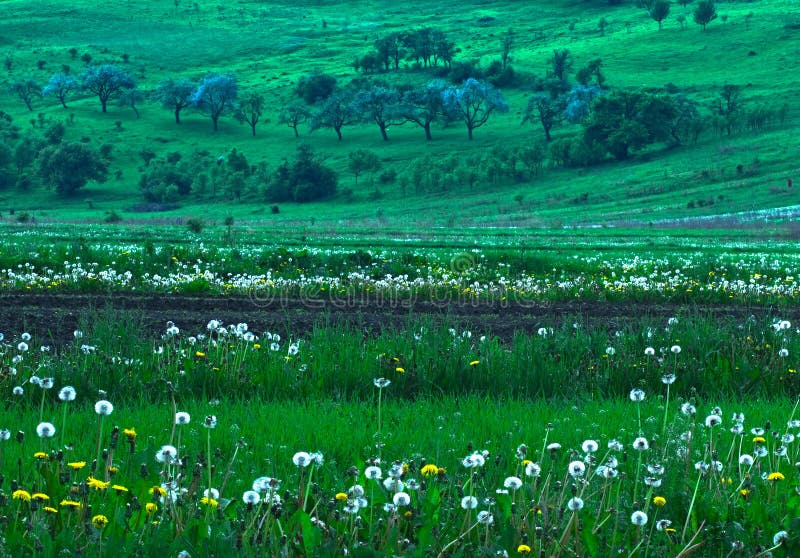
[2,292,796,345]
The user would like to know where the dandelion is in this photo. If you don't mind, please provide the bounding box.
[739,454,754,466]
[58,386,77,401]
[462,452,485,468]
[644,347,655,356]
[393,492,411,506]
[12,489,31,502]
[36,422,56,438]
[633,437,649,451]
[12,386,23,396]
[656,519,672,532]
[203,415,217,428]
[242,490,261,505]
[87,477,110,491]
[421,464,439,477]
[460,495,478,509]
[60,500,81,509]
[200,497,218,508]
[661,373,676,385]
[477,510,494,524]
[605,347,616,356]
[94,400,113,415]
[365,466,382,479]
[203,488,219,499]
[517,545,532,555]
[773,530,789,546]
[680,402,697,416]
[631,510,648,526]
[567,460,586,477]
[373,377,391,389]
[67,461,86,470]
[175,412,190,425]
[581,439,599,453]
[567,497,584,511]
[146,502,158,514]
[705,414,722,428]
[653,496,667,507]
[779,349,789,357]
[670,345,681,354]
[629,389,645,402]
[17,342,28,352]
[155,445,178,464]
[767,472,785,481]
[503,476,523,490]
[293,451,312,467]
[335,492,348,501]
[469,360,479,366]
[525,462,542,477]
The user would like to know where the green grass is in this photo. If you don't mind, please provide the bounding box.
[1,1,799,227]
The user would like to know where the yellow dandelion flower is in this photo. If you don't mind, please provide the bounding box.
[521,459,532,466]
[335,492,348,501]
[149,486,167,498]
[91,515,109,529]
[469,360,480,366]
[253,343,261,349]
[108,466,119,476]
[112,485,128,494]
[437,467,447,476]
[768,472,785,481]
[146,502,158,514]
[753,436,766,444]
[12,490,31,502]
[421,464,439,477]
[395,367,405,374]
[59,499,81,509]
[665,527,677,534]
[87,477,110,490]
[200,497,218,508]
[43,506,58,514]
[123,428,137,440]
[740,489,750,498]
[34,451,48,460]
[653,496,666,507]
[32,493,50,501]
[67,461,86,470]
[195,351,206,358]
[404,510,412,519]
[517,544,532,554]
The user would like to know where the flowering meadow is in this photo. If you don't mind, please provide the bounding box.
[1,224,799,556]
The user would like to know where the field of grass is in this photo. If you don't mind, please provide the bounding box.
[1,0,800,555]
[1,0,800,227]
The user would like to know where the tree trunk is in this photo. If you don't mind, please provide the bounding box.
[335,126,343,140]
[101,98,107,113]
[250,123,256,136]
[212,115,219,132]
[424,122,432,140]
[379,123,389,141]
[467,125,474,140]
[60,98,68,109]
[292,125,299,137]
[175,108,181,124]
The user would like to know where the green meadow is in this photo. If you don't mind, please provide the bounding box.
[1,0,800,556]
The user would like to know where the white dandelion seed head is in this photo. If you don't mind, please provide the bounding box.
[40,377,54,389]
[656,519,672,532]
[292,451,312,467]
[58,386,77,401]
[773,530,789,546]
[21,332,31,342]
[739,454,754,466]
[36,422,55,438]
[680,402,697,416]
[155,445,178,464]
[242,490,261,505]
[203,488,219,499]
[605,347,616,356]
[629,389,646,402]
[12,386,23,396]
[175,412,191,425]
[661,373,676,385]
[373,377,391,389]
[525,462,541,477]
[567,497,584,511]
[365,466,382,480]
[633,437,649,451]
[462,452,485,468]
[705,414,722,428]
[348,484,365,498]
[670,345,681,354]
[608,439,624,452]
[460,495,478,509]
[477,510,494,524]
[503,476,523,490]
[631,511,648,526]
[0,429,10,441]
[582,439,599,453]
[392,492,411,507]
[779,348,789,358]
[568,460,586,477]
[382,478,404,492]
[94,400,114,415]
[644,347,655,356]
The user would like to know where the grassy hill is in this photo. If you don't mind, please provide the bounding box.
[1,0,799,229]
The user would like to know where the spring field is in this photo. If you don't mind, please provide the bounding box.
[2,0,800,555]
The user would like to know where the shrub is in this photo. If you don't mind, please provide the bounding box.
[186,217,204,233]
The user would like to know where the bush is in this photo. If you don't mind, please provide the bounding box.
[295,71,337,105]
[186,217,204,233]
[378,169,397,184]
[104,210,123,223]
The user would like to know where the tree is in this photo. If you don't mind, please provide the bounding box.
[500,28,515,69]
[310,91,358,141]
[575,59,605,87]
[712,84,742,136]
[352,85,403,141]
[119,88,144,118]
[265,144,337,202]
[154,78,195,124]
[296,71,337,105]
[348,149,381,186]
[375,33,405,71]
[583,90,676,160]
[42,73,77,108]
[551,49,573,82]
[650,1,671,29]
[81,64,135,113]
[694,1,717,30]
[278,103,310,137]
[399,81,447,140]
[523,93,566,142]
[10,80,40,111]
[235,92,265,136]
[442,78,509,140]
[667,93,704,144]
[37,142,108,195]
[565,84,604,123]
[191,73,238,132]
